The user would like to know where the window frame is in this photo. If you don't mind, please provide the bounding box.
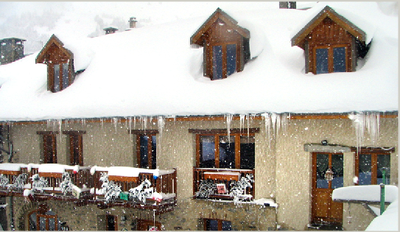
[354,147,393,185]
[314,44,349,74]
[37,131,58,164]
[190,128,259,169]
[203,218,232,231]
[50,61,71,92]
[131,130,158,169]
[62,131,86,166]
[211,42,238,80]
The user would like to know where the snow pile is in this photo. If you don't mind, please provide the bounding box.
[0,2,397,121]
[332,185,398,203]
[366,199,398,231]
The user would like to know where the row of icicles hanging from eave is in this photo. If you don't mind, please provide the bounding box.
[39,111,381,147]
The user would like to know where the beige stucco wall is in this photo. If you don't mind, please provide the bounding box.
[4,116,398,230]
[274,118,398,230]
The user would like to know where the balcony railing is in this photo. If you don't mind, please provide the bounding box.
[193,167,255,201]
[0,163,177,213]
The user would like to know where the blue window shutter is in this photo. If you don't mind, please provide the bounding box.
[213,45,223,80]
[333,47,346,72]
[316,48,329,74]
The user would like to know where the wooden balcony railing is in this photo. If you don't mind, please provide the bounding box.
[0,163,177,212]
[193,167,255,200]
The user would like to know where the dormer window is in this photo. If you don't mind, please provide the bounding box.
[36,34,75,93]
[190,8,250,80]
[291,6,368,74]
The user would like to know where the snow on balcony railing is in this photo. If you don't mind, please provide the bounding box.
[0,163,91,198]
[90,166,177,205]
[0,163,177,208]
[193,167,255,203]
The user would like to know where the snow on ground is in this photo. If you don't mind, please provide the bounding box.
[0,2,397,121]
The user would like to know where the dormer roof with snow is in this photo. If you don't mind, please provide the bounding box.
[36,34,75,93]
[291,5,366,48]
[190,8,251,80]
[291,5,368,74]
[291,6,368,74]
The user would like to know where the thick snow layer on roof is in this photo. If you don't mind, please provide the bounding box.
[332,185,398,203]
[0,2,397,121]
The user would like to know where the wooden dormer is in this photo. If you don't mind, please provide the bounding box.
[190,8,251,80]
[291,6,367,74]
[36,34,75,93]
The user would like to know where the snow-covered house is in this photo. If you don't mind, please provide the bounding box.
[0,2,397,231]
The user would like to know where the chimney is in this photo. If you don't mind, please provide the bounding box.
[128,17,137,29]
[279,1,296,9]
[103,27,118,35]
[0,37,26,65]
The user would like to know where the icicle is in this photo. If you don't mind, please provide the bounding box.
[226,114,233,143]
[157,116,165,139]
[365,112,380,145]
[128,117,132,132]
[133,116,136,130]
[81,118,86,127]
[46,119,52,129]
[141,116,147,131]
[239,114,246,133]
[112,117,118,133]
[276,113,281,135]
[100,118,104,130]
[58,119,62,144]
[246,114,251,138]
[261,113,271,144]
[349,112,365,148]
[281,113,289,134]
[271,113,277,135]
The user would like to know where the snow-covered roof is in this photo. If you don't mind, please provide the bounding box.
[0,2,397,122]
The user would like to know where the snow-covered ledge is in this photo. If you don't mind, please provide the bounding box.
[304,143,351,153]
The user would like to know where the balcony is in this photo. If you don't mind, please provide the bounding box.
[0,163,177,214]
[193,167,255,201]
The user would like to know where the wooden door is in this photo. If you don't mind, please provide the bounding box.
[311,152,343,225]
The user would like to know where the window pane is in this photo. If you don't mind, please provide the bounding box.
[359,154,372,185]
[151,135,157,169]
[39,216,46,231]
[226,44,236,76]
[206,219,219,231]
[219,136,235,169]
[240,136,255,169]
[332,154,343,189]
[377,154,390,184]
[333,47,346,72]
[213,46,223,80]
[316,48,328,74]
[140,135,149,168]
[54,64,60,92]
[200,136,215,168]
[316,154,329,188]
[222,221,232,231]
[62,63,69,90]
